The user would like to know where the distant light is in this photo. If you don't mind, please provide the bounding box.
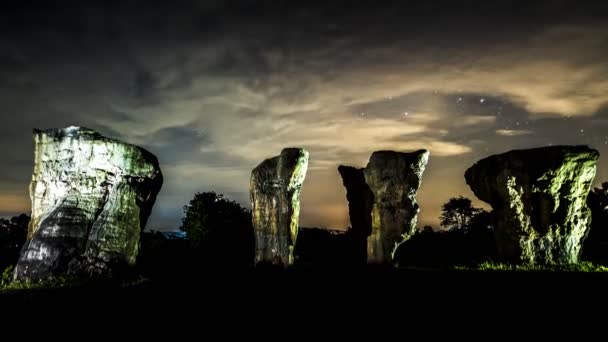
[479,98,485,103]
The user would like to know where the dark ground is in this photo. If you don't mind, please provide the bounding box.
[2,268,607,321]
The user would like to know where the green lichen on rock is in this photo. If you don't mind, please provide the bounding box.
[360,149,430,264]
[250,148,309,266]
[14,126,163,281]
[465,145,599,264]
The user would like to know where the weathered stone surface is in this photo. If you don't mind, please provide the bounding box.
[340,150,429,264]
[364,150,430,264]
[14,126,163,281]
[250,148,309,266]
[465,145,598,264]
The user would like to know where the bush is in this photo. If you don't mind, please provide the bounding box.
[180,191,254,269]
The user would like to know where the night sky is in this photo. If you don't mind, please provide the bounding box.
[1,1,608,230]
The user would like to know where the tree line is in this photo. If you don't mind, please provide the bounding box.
[3,183,608,277]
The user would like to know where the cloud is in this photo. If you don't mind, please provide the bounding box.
[1,2,608,228]
[496,129,534,136]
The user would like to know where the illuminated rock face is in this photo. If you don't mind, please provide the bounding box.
[340,150,430,264]
[250,148,309,266]
[364,150,430,264]
[14,127,163,281]
[465,146,598,264]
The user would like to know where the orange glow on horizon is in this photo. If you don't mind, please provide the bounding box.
[0,193,30,215]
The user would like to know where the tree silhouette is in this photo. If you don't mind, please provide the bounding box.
[440,196,482,231]
[422,225,435,233]
[394,201,495,267]
[180,191,254,268]
[0,213,29,270]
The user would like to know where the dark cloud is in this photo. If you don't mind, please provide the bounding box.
[133,68,158,100]
[139,125,209,165]
[0,1,607,230]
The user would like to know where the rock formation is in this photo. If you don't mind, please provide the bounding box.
[465,145,598,264]
[14,126,163,281]
[250,148,309,266]
[364,150,430,263]
[339,150,430,264]
[338,166,373,263]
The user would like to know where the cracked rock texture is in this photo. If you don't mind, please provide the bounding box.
[340,150,430,264]
[250,148,309,266]
[14,126,163,281]
[364,150,430,264]
[465,145,598,264]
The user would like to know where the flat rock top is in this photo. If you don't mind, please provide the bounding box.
[367,149,429,163]
[251,148,309,191]
[35,126,132,147]
[34,126,161,172]
[470,145,598,163]
[253,148,309,170]
[466,145,599,178]
[364,149,430,187]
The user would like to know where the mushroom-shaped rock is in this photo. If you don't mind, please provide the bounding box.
[14,126,163,281]
[465,145,599,264]
[250,148,309,266]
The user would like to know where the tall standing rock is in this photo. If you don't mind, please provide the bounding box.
[338,166,373,263]
[364,150,430,264]
[340,150,430,264]
[465,145,598,264]
[250,148,309,266]
[14,126,163,281]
